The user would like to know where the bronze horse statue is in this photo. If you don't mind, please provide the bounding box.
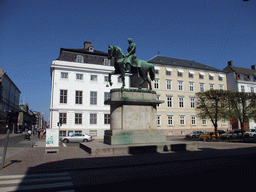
[108,45,155,90]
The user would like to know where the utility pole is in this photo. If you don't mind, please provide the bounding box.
[0,111,12,170]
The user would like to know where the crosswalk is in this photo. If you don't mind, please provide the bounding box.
[0,172,75,192]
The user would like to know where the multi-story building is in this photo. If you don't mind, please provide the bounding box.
[223,60,256,129]
[0,68,21,134]
[148,56,230,136]
[50,41,130,138]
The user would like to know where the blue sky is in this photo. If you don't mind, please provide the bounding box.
[1,0,255,122]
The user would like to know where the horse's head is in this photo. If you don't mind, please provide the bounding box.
[108,45,113,60]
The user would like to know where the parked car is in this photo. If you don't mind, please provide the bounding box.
[61,133,92,143]
[199,131,219,141]
[243,129,256,143]
[185,131,204,138]
[220,129,245,140]
[217,130,226,135]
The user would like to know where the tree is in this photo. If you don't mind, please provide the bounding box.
[196,90,229,138]
[227,91,256,135]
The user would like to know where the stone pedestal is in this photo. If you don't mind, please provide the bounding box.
[104,89,165,145]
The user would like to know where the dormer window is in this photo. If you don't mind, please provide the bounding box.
[88,46,94,52]
[104,59,110,66]
[76,55,84,63]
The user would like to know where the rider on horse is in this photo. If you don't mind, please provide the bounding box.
[125,38,141,73]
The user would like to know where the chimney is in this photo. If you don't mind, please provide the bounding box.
[251,65,256,70]
[228,61,233,66]
[84,41,91,49]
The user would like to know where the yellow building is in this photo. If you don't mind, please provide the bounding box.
[148,56,230,136]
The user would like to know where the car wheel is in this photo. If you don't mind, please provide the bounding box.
[63,139,69,143]
[83,139,88,142]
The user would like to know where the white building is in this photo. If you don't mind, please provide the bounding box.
[223,60,256,129]
[50,42,129,138]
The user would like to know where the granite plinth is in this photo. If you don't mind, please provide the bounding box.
[80,141,199,156]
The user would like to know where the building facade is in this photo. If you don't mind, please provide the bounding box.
[223,61,256,129]
[148,56,230,136]
[0,68,21,134]
[50,42,130,138]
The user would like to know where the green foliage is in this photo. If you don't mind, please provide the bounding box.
[196,90,229,136]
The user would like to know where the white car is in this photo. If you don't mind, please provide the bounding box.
[243,129,256,143]
[61,133,92,143]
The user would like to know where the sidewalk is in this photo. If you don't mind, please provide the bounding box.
[0,134,256,176]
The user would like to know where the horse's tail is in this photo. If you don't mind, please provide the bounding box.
[149,65,155,81]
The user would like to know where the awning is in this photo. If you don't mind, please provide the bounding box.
[189,71,195,74]
[209,73,215,76]
[219,74,225,77]
[178,69,184,73]
[199,72,205,75]
[155,67,160,70]
[166,68,173,71]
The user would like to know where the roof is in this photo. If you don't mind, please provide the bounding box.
[60,48,108,56]
[223,65,256,76]
[148,56,224,72]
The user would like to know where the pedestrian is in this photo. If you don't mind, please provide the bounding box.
[28,129,32,140]
[40,129,44,139]
[37,129,41,139]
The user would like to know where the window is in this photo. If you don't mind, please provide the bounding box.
[199,73,204,79]
[200,83,204,92]
[178,81,183,91]
[166,70,171,76]
[59,131,66,137]
[118,76,122,83]
[90,113,97,124]
[156,95,160,107]
[241,85,245,92]
[104,114,110,124]
[202,118,207,125]
[104,92,110,103]
[75,113,82,124]
[154,79,159,89]
[90,91,97,105]
[189,71,194,78]
[210,84,214,90]
[166,80,172,90]
[89,130,97,137]
[191,116,196,125]
[209,74,214,80]
[155,70,159,75]
[104,59,110,66]
[222,119,227,124]
[75,91,82,104]
[104,76,109,82]
[167,115,173,126]
[179,97,184,108]
[251,87,254,93]
[180,116,185,125]
[189,82,194,92]
[167,96,172,107]
[190,98,195,108]
[168,131,173,135]
[219,75,223,81]
[157,115,161,126]
[178,71,183,77]
[219,84,224,90]
[76,74,83,80]
[76,55,84,63]
[60,90,67,103]
[61,72,68,79]
[59,113,67,124]
[91,75,97,81]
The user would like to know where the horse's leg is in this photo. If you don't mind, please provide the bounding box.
[108,70,116,86]
[121,69,125,89]
[146,76,152,90]
[138,69,145,89]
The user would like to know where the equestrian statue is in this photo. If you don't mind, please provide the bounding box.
[108,38,155,90]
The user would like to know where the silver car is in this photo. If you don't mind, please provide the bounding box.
[61,133,92,143]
